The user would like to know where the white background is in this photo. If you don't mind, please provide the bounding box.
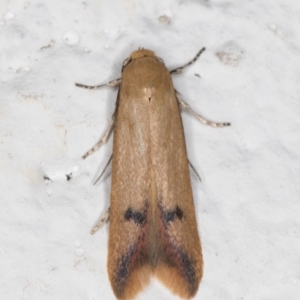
[1,1,299,299]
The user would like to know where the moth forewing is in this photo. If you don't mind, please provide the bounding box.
[76,47,230,300]
[107,49,203,300]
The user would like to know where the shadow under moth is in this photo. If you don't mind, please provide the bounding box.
[75,48,230,299]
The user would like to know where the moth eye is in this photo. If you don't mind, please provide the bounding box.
[122,57,132,68]
[157,57,164,64]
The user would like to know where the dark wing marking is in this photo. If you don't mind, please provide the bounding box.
[111,203,150,299]
[124,207,147,225]
[163,205,184,223]
[155,199,200,298]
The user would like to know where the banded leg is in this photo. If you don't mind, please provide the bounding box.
[75,78,121,89]
[93,154,113,185]
[82,116,115,159]
[176,92,231,128]
[170,47,206,74]
[91,207,110,235]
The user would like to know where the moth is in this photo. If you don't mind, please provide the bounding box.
[76,48,230,299]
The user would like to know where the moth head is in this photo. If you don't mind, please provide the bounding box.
[122,48,164,70]
[131,48,155,60]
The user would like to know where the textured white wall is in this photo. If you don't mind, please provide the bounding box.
[1,1,299,299]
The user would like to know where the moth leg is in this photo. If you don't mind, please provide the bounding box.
[93,154,113,185]
[189,160,201,182]
[75,78,121,89]
[176,92,231,128]
[170,47,206,74]
[82,116,115,159]
[91,207,110,235]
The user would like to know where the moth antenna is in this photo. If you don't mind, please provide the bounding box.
[170,47,206,74]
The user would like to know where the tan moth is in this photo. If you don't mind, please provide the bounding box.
[76,48,230,299]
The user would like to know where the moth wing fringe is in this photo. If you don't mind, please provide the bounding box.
[114,265,152,300]
[155,264,196,299]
